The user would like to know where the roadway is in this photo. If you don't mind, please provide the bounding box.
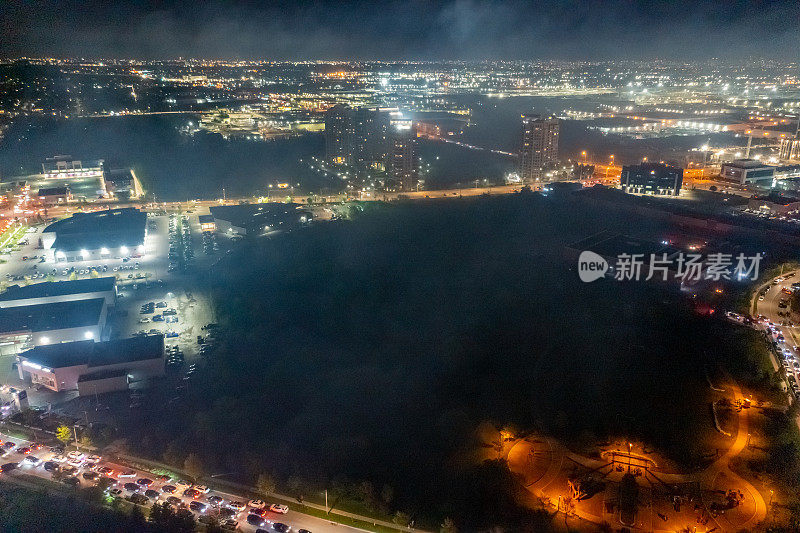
[753,271,800,400]
[0,430,387,533]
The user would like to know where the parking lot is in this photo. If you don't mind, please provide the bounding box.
[0,430,362,533]
[0,210,221,408]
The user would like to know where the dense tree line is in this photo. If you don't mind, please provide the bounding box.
[0,483,195,533]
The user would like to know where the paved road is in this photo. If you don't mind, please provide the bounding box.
[753,272,799,389]
[0,430,382,533]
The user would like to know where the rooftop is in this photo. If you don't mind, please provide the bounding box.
[37,186,69,197]
[20,334,164,369]
[0,298,105,334]
[44,208,146,252]
[77,368,129,382]
[751,193,800,206]
[622,162,682,173]
[103,169,134,184]
[723,159,773,169]
[209,203,310,232]
[0,277,115,302]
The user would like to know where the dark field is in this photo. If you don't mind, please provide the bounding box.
[118,192,778,530]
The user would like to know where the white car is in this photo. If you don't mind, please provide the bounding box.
[66,451,85,461]
[194,484,210,493]
[51,454,67,462]
[22,455,41,466]
[248,499,266,509]
[269,504,289,514]
[86,455,101,464]
[228,501,246,512]
[174,480,193,492]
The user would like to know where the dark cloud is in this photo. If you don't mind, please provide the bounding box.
[0,0,798,60]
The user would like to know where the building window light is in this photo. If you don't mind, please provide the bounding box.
[100,247,110,255]
[84,331,94,340]
[80,249,89,258]
[40,337,50,345]
[119,246,129,255]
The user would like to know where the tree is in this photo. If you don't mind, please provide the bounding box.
[56,424,72,446]
[256,473,276,498]
[440,517,457,533]
[79,434,93,450]
[148,502,171,528]
[129,505,147,531]
[172,509,197,533]
[393,511,410,527]
[183,453,204,482]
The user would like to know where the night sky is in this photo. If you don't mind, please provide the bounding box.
[1,0,799,60]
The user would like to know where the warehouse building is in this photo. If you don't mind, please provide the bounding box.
[0,298,107,355]
[209,203,311,236]
[103,168,143,199]
[16,334,165,394]
[720,159,775,185]
[41,207,147,262]
[36,186,72,205]
[0,277,116,309]
[198,214,216,232]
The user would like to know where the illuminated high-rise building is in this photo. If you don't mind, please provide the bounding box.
[325,104,352,165]
[519,114,560,181]
[325,105,390,169]
[390,124,419,192]
[352,108,390,170]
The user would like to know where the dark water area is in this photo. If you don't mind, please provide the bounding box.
[0,98,740,200]
[461,94,738,166]
[0,115,330,201]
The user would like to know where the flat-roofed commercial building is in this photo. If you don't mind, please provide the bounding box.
[42,156,104,178]
[16,335,165,393]
[198,214,216,232]
[720,159,775,185]
[41,207,147,262]
[0,277,116,308]
[36,186,72,205]
[747,194,800,216]
[103,168,143,199]
[620,162,683,196]
[0,298,107,355]
[209,203,311,236]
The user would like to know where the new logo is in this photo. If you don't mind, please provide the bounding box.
[578,251,608,282]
